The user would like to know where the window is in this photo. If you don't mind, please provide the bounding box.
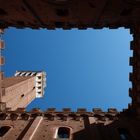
[57,127,70,139]
[38,86,41,89]
[21,94,24,98]
[0,126,11,137]
[38,76,41,79]
[118,128,131,140]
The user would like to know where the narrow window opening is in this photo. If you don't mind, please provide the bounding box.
[57,127,70,139]
[38,86,41,89]
[21,94,24,98]
[0,126,11,137]
[118,128,131,140]
[38,76,41,79]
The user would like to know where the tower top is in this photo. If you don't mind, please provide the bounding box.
[15,71,46,98]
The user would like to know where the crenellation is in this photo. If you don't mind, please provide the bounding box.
[31,108,42,113]
[20,113,30,120]
[93,108,103,113]
[1,0,140,29]
[0,40,4,49]
[77,108,87,114]
[108,108,118,113]
[93,108,105,119]
[129,56,134,66]
[0,56,4,65]
[1,109,140,139]
[129,72,133,82]
[0,29,4,34]
[0,111,121,120]
[16,108,26,113]
[46,108,56,113]
[0,108,121,122]
[0,72,4,80]
[62,108,71,113]
[0,112,7,120]
[9,113,19,120]
[129,88,133,98]
[129,25,140,115]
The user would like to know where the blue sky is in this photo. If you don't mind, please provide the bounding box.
[3,28,132,111]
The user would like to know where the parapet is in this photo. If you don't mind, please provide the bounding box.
[0,107,121,122]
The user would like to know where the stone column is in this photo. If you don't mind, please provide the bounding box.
[129,26,140,115]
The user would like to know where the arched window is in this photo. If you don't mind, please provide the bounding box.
[57,127,70,139]
[0,126,11,137]
[118,128,132,140]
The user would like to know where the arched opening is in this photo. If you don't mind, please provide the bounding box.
[118,128,132,140]
[57,127,70,139]
[0,126,11,137]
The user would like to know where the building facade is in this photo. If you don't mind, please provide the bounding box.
[0,108,140,140]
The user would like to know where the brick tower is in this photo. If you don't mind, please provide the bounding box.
[0,29,46,111]
[0,71,46,111]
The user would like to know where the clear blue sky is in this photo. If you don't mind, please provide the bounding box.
[3,28,132,111]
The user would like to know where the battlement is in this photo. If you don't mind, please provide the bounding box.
[0,107,121,122]
[0,0,140,29]
[0,108,139,140]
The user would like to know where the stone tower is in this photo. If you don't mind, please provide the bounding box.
[0,29,46,111]
[0,71,46,111]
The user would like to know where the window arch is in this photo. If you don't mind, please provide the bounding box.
[57,127,70,139]
[118,128,132,140]
[0,126,11,137]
